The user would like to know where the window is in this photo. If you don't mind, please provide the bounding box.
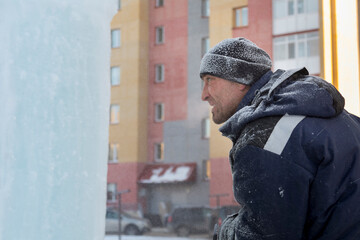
[202,117,210,139]
[273,31,319,61]
[274,0,318,18]
[108,143,119,163]
[307,32,319,56]
[201,37,210,56]
[297,0,304,13]
[107,183,117,202]
[288,0,295,15]
[154,142,164,162]
[156,0,164,7]
[155,103,164,122]
[106,210,118,219]
[202,0,210,17]
[156,26,164,44]
[111,66,120,86]
[288,42,295,59]
[111,29,121,48]
[202,160,210,180]
[298,41,306,57]
[110,104,120,124]
[274,0,287,18]
[273,37,286,61]
[118,0,121,10]
[307,0,318,13]
[234,7,248,27]
[155,64,164,83]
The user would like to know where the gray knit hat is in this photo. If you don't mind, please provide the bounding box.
[200,37,272,85]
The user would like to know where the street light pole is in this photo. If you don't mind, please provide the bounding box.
[117,189,130,240]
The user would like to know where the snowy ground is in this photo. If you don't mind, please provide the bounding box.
[105,227,211,240]
[105,236,209,240]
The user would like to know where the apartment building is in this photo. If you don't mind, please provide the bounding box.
[107,0,210,218]
[107,0,149,211]
[139,0,210,216]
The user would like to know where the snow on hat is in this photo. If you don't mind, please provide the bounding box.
[200,37,272,85]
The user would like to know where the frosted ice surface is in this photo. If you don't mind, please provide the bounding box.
[0,1,116,239]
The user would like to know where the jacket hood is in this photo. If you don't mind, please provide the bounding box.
[220,68,345,142]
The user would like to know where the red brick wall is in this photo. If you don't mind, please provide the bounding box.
[209,157,238,208]
[107,162,146,210]
[148,0,188,162]
[232,0,273,59]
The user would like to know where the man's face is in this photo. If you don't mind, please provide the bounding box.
[201,75,249,124]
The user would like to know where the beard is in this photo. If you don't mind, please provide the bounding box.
[211,106,237,124]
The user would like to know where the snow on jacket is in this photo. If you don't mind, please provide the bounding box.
[216,68,360,240]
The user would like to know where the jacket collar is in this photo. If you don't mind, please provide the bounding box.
[236,70,273,111]
[219,67,343,142]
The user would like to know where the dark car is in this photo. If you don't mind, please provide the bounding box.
[215,205,242,227]
[167,206,217,237]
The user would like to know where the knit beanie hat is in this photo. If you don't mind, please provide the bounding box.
[200,37,272,85]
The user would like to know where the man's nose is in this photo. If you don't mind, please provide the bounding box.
[201,84,209,101]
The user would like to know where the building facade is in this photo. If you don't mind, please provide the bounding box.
[107,0,149,210]
[140,0,210,217]
[107,0,210,220]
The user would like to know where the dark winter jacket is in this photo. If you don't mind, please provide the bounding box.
[216,68,360,240]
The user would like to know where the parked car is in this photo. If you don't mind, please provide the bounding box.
[105,208,151,235]
[167,206,217,237]
[215,205,242,227]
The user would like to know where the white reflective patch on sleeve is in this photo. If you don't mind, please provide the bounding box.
[263,114,305,155]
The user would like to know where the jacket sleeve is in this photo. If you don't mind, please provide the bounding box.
[218,145,314,240]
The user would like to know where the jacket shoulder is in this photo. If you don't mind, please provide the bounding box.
[233,116,282,153]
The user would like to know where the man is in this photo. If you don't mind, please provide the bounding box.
[200,37,360,240]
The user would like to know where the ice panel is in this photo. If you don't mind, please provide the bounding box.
[0,1,116,239]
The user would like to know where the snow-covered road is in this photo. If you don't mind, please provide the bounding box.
[105,235,209,240]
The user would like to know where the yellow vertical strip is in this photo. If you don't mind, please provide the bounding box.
[319,0,333,82]
[319,0,324,79]
[330,0,339,88]
[358,0,360,115]
[207,160,211,179]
